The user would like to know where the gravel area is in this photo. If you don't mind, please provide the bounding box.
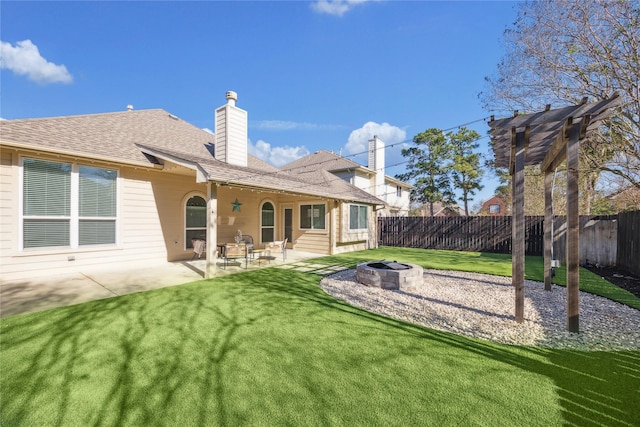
[320,269,640,351]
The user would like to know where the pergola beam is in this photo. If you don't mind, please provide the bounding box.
[489,92,619,130]
[489,94,622,170]
[540,118,572,173]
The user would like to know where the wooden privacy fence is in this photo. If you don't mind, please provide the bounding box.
[378,216,543,254]
[617,211,640,277]
[378,213,637,270]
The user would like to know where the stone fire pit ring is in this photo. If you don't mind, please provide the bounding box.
[356,261,424,290]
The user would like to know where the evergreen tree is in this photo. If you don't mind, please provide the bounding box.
[449,127,484,215]
[396,128,454,216]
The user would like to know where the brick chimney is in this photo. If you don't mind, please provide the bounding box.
[215,91,248,167]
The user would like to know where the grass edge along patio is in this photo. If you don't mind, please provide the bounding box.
[1,247,639,426]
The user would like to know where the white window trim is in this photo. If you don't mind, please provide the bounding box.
[183,192,207,251]
[298,202,327,231]
[260,199,276,244]
[19,156,120,251]
[349,204,369,230]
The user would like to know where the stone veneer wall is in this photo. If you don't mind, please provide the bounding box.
[356,262,424,290]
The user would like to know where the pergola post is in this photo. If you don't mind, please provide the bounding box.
[566,122,581,332]
[543,168,554,291]
[205,182,218,279]
[512,128,527,323]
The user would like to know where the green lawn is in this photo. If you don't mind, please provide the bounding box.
[1,248,639,426]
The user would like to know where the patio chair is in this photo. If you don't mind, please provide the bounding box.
[223,243,247,269]
[240,235,255,259]
[265,238,287,262]
[191,238,206,260]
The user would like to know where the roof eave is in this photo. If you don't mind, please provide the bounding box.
[1,139,163,170]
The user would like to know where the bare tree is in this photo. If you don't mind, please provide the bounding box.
[481,0,640,192]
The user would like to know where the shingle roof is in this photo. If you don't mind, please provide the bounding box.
[0,109,383,205]
[281,149,370,174]
[282,149,412,189]
[0,110,215,166]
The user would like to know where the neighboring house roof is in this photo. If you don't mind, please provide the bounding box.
[281,149,372,175]
[384,174,413,189]
[419,202,464,216]
[480,196,506,215]
[281,149,412,190]
[481,196,504,207]
[605,185,640,211]
[0,110,383,205]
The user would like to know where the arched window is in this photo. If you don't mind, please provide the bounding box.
[185,195,206,249]
[261,201,275,243]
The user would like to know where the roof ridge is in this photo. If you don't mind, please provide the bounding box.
[0,109,168,122]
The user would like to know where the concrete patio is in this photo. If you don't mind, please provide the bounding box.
[0,250,323,318]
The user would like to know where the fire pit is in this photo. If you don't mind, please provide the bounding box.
[356,260,424,290]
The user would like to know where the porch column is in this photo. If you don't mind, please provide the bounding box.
[329,200,337,255]
[512,128,526,323]
[205,182,218,279]
[566,122,581,332]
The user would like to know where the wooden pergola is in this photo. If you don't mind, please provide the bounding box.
[487,93,622,332]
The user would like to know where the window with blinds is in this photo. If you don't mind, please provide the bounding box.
[79,166,117,245]
[23,159,71,248]
[22,158,117,249]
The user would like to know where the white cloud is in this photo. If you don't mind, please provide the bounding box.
[345,121,406,155]
[248,139,310,167]
[311,0,370,17]
[202,127,214,134]
[0,39,72,84]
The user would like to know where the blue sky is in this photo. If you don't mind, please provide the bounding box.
[1,0,519,208]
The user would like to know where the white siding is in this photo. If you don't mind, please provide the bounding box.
[0,150,17,270]
[333,202,372,254]
[352,173,371,194]
[378,180,410,216]
[333,171,353,185]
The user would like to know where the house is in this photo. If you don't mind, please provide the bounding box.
[416,202,464,217]
[480,196,506,216]
[281,136,412,217]
[0,91,385,281]
[606,185,640,212]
